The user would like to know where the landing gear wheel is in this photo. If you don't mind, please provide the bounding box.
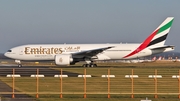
[86,64,89,67]
[18,64,22,67]
[82,64,98,67]
[90,64,97,67]
[90,64,94,67]
[82,64,88,67]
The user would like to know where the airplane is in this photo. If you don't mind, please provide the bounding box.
[4,17,175,67]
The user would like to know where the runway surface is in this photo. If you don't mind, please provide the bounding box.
[0,66,82,77]
[0,66,82,100]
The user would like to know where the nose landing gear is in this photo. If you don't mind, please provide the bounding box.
[15,60,22,67]
[18,64,22,67]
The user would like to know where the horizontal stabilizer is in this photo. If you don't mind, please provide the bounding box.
[150,45,174,50]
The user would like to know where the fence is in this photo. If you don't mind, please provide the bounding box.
[0,68,180,98]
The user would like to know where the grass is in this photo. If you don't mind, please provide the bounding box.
[1,61,180,101]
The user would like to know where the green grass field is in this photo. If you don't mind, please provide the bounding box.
[1,61,180,101]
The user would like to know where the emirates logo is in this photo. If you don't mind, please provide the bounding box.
[59,58,63,63]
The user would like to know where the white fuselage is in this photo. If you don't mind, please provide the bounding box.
[5,43,166,61]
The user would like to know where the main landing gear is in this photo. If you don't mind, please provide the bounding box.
[82,64,97,67]
[82,58,97,67]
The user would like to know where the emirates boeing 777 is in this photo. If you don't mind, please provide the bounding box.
[4,17,175,67]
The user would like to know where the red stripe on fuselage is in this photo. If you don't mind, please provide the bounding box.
[123,29,159,58]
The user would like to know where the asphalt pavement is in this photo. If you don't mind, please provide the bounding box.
[0,66,82,101]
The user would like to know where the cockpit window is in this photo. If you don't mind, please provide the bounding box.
[7,50,12,52]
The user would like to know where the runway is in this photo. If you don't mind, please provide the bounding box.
[0,66,82,77]
[0,66,82,100]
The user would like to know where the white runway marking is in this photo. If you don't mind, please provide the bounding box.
[0,63,17,66]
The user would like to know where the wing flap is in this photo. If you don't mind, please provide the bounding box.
[72,46,114,57]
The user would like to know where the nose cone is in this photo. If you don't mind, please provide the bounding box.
[4,52,10,58]
[4,49,13,58]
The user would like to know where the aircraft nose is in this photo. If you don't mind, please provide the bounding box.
[4,51,13,58]
[4,52,9,58]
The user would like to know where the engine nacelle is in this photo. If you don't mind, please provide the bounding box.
[55,54,73,65]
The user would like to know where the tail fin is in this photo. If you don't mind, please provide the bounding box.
[157,56,162,60]
[123,17,174,58]
[152,56,156,61]
[146,17,174,48]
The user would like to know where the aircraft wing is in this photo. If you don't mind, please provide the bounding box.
[150,45,175,50]
[72,46,114,57]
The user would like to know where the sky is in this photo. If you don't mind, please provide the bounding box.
[0,0,180,53]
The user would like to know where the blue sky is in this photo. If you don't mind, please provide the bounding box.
[0,0,180,53]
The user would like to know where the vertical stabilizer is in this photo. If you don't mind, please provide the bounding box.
[146,17,174,48]
[124,17,174,58]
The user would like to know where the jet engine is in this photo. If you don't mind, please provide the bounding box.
[55,54,73,65]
